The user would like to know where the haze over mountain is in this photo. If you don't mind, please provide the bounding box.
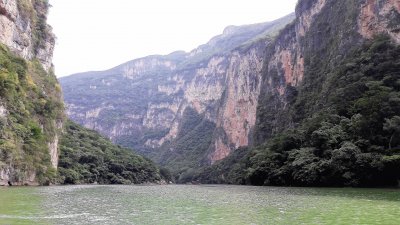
[47,0,298,77]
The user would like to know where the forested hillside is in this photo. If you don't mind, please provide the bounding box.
[58,121,161,184]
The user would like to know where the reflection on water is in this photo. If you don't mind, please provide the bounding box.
[1,185,400,224]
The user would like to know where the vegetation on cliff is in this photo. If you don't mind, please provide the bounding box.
[0,0,63,185]
[0,44,63,185]
[58,120,161,184]
[196,35,400,187]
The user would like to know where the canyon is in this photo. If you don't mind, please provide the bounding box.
[60,14,295,173]
[61,0,400,182]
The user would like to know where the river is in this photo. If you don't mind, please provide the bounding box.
[0,185,399,224]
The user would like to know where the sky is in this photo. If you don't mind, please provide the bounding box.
[47,0,298,77]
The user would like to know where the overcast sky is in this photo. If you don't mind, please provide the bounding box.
[48,0,298,77]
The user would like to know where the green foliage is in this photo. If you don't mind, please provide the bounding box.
[58,120,161,184]
[159,167,173,183]
[384,116,400,149]
[194,147,251,184]
[0,44,63,185]
[198,36,400,187]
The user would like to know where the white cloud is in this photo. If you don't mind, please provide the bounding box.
[48,0,298,77]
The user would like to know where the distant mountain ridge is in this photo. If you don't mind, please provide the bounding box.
[60,14,295,176]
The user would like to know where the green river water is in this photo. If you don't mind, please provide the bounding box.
[0,185,399,225]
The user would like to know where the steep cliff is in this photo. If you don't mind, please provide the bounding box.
[0,0,54,70]
[60,14,295,177]
[196,0,400,186]
[0,0,63,185]
[255,0,400,142]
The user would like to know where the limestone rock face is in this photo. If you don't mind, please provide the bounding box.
[0,0,55,70]
[61,15,295,168]
[209,46,264,163]
[358,0,400,43]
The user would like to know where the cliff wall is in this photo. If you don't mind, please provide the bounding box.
[195,0,400,186]
[255,0,400,142]
[0,0,62,185]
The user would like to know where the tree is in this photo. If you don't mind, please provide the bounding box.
[384,116,400,150]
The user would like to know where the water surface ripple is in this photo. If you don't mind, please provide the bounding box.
[1,185,399,224]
